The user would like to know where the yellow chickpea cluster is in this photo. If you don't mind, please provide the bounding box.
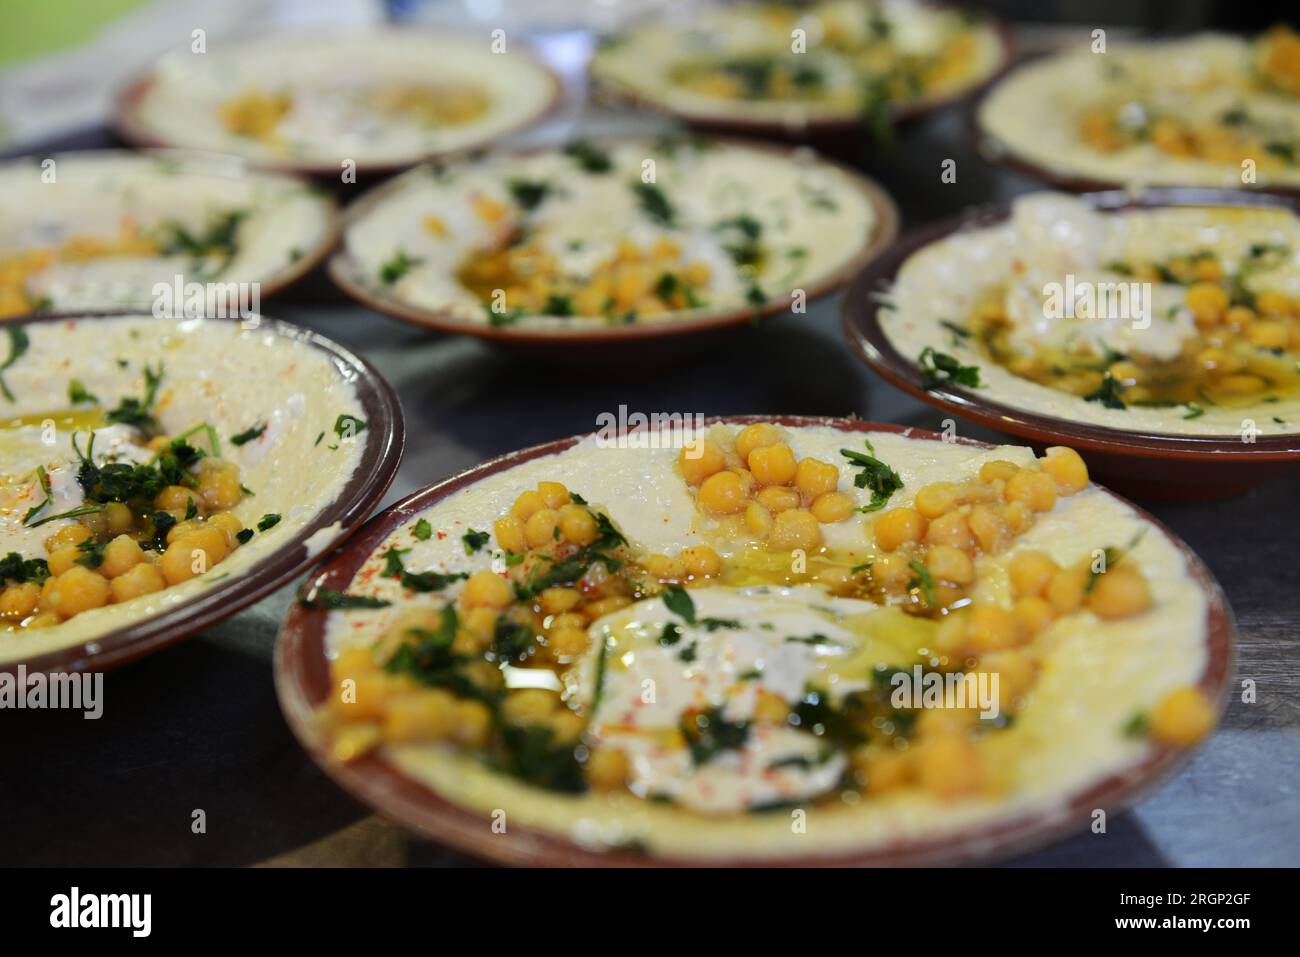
[1079,107,1288,170]
[1260,26,1300,96]
[324,477,638,789]
[0,222,158,319]
[678,423,855,553]
[1,456,245,629]
[219,90,291,141]
[457,228,711,321]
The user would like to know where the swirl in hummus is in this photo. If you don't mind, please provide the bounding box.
[309,423,1216,858]
[125,31,557,170]
[0,315,367,663]
[978,30,1300,189]
[591,0,1006,129]
[0,151,335,319]
[881,192,1300,436]
[334,137,884,329]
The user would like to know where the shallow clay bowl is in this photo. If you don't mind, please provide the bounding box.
[841,189,1300,499]
[328,140,900,366]
[275,415,1233,867]
[2,311,404,676]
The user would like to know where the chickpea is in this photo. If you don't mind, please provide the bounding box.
[1041,446,1089,494]
[198,468,242,511]
[745,501,773,537]
[100,502,134,536]
[166,518,204,546]
[48,566,110,618]
[680,545,721,579]
[870,552,913,589]
[1012,595,1055,635]
[794,458,839,500]
[25,611,61,629]
[523,508,560,548]
[1185,282,1228,324]
[536,481,570,509]
[965,605,1026,653]
[1009,549,1058,597]
[0,582,41,618]
[99,534,144,579]
[1047,564,1090,615]
[1005,470,1057,513]
[926,544,974,585]
[1085,566,1152,619]
[810,491,854,524]
[558,505,598,546]
[503,689,558,725]
[734,423,783,463]
[582,595,631,620]
[383,689,459,743]
[748,443,798,486]
[539,587,581,615]
[1248,320,1289,350]
[767,509,821,551]
[461,569,513,609]
[452,700,494,748]
[914,734,983,799]
[678,440,726,485]
[180,526,230,567]
[1003,500,1033,535]
[978,460,1020,483]
[978,649,1036,702]
[642,553,685,581]
[335,670,395,721]
[967,504,1008,553]
[511,490,546,520]
[698,471,747,515]
[205,511,241,547]
[752,689,790,724]
[45,522,92,554]
[925,511,975,552]
[494,515,526,553]
[154,484,200,514]
[914,482,960,519]
[1254,291,1291,316]
[549,625,590,660]
[585,747,630,790]
[858,747,911,795]
[1149,686,1215,746]
[109,562,166,604]
[548,612,585,633]
[873,507,927,551]
[755,485,800,513]
[47,544,83,578]
[160,540,202,585]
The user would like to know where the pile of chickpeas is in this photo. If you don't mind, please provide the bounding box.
[455,218,713,320]
[0,451,245,629]
[327,480,646,790]
[677,423,856,552]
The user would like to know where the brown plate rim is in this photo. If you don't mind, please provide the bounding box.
[110,28,564,179]
[841,186,1300,456]
[967,48,1300,199]
[0,148,340,316]
[2,309,405,676]
[588,3,1016,135]
[274,415,1235,867]
[327,136,900,344]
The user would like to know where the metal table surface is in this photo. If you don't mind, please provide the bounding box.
[2,80,1298,869]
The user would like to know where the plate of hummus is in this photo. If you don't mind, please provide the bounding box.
[844,190,1300,495]
[590,0,1011,136]
[0,312,403,673]
[276,416,1231,866]
[114,30,560,176]
[329,136,897,356]
[975,30,1300,192]
[0,151,337,320]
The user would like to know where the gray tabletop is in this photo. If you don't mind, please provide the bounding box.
[3,42,1298,868]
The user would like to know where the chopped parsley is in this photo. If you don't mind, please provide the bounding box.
[105,362,165,429]
[462,528,490,554]
[298,587,391,610]
[507,179,551,211]
[257,513,281,532]
[68,379,98,406]
[334,414,367,440]
[413,518,433,541]
[563,140,613,173]
[681,706,751,766]
[918,347,980,389]
[0,551,50,585]
[1083,372,1127,410]
[631,181,675,226]
[840,440,903,513]
[230,421,267,446]
[379,249,420,285]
